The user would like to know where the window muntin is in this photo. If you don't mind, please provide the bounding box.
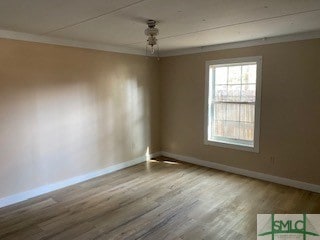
[205,57,261,152]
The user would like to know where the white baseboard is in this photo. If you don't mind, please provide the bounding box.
[0,152,161,209]
[161,151,320,193]
[3,150,316,209]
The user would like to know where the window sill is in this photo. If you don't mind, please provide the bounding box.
[204,139,259,153]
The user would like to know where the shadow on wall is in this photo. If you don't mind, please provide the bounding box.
[0,41,156,198]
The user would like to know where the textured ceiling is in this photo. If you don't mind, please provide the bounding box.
[0,0,319,54]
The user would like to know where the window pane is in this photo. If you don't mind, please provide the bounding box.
[239,122,254,141]
[227,84,241,101]
[224,121,239,139]
[240,104,255,123]
[207,59,259,148]
[215,84,227,101]
[241,84,256,102]
[242,65,256,84]
[213,120,224,137]
[215,67,228,84]
[226,103,240,121]
[228,66,241,84]
[214,103,226,120]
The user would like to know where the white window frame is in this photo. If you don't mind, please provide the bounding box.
[204,56,262,153]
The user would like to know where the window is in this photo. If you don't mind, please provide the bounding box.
[205,56,262,152]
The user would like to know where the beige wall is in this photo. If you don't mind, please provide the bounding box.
[0,39,160,198]
[160,39,320,185]
[0,37,319,200]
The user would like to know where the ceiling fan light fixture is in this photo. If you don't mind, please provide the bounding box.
[145,19,160,57]
[144,27,159,36]
[147,36,157,45]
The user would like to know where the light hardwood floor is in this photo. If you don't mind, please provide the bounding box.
[0,156,319,240]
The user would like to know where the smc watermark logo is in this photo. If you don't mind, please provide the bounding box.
[257,214,320,240]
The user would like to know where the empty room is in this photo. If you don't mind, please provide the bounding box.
[0,0,320,239]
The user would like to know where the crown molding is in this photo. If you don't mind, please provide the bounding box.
[0,29,146,56]
[1,29,320,58]
[160,31,320,57]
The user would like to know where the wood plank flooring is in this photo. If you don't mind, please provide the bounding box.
[0,156,319,240]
